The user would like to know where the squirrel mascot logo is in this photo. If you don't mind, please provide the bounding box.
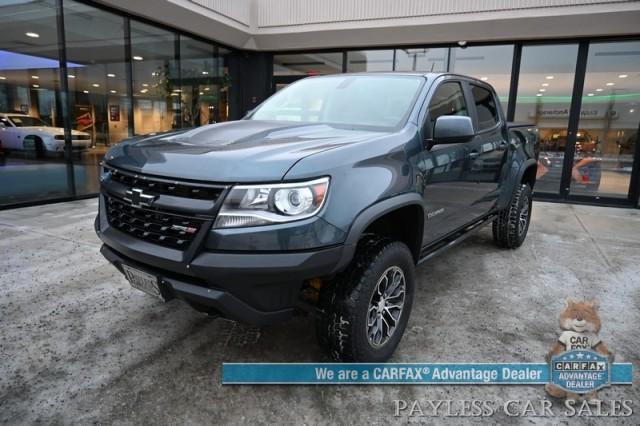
[545,299,613,401]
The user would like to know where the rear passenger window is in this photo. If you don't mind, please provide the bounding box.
[471,85,500,131]
[427,82,468,134]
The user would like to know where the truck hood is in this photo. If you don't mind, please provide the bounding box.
[104,120,385,182]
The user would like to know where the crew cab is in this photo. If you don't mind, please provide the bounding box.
[95,73,539,362]
[0,113,92,156]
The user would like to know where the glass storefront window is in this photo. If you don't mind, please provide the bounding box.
[515,44,579,195]
[0,1,230,208]
[130,21,179,135]
[395,48,448,72]
[570,41,640,199]
[217,47,231,122]
[347,50,394,72]
[450,45,514,112]
[63,0,128,195]
[0,0,72,205]
[180,39,231,125]
[180,36,216,127]
[274,53,343,76]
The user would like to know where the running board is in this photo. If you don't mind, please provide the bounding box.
[417,214,497,265]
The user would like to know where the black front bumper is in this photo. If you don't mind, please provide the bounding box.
[96,209,346,325]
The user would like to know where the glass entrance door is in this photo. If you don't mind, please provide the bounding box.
[569,41,640,201]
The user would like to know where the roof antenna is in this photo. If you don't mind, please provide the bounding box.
[430,62,435,72]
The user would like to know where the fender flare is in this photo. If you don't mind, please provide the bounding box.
[333,192,425,272]
[497,158,537,209]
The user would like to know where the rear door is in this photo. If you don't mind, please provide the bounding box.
[461,82,509,217]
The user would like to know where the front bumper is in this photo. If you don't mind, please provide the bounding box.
[95,197,346,325]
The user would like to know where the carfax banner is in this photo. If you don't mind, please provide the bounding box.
[222,360,633,386]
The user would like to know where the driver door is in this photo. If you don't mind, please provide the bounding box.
[417,79,477,245]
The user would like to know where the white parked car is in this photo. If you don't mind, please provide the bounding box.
[0,113,92,155]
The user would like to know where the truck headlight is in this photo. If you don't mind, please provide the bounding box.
[214,177,329,228]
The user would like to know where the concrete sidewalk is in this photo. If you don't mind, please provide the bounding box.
[1,199,639,424]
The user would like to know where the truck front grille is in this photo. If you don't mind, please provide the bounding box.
[106,166,224,201]
[105,196,205,250]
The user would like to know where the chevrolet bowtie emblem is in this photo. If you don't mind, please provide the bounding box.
[124,188,157,208]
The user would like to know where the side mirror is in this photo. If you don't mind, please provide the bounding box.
[0,122,6,128]
[432,116,475,145]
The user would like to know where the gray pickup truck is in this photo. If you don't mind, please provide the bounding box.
[95,73,539,362]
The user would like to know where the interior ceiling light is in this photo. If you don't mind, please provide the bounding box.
[107,73,116,78]
[536,93,543,97]
[83,90,89,94]
[204,87,210,91]
[32,84,39,88]
[480,77,488,81]
[202,71,209,75]
[606,82,615,86]
[109,90,116,94]
[545,75,554,80]
[142,83,148,87]
[68,74,75,78]
[595,88,603,92]
[0,76,6,80]
[25,32,39,38]
[541,83,549,87]
[199,92,204,95]
[31,75,39,79]
[587,93,594,96]
[92,83,100,87]
[133,55,143,61]
[538,89,546,92]
[618,74,628,78]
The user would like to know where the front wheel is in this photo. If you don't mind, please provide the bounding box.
[316,237,415,362]
[23,136,45,159]
[492,183,533,249]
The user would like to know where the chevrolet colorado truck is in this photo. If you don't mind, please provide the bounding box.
[95,73,539,362]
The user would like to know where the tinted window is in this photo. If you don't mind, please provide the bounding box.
[450,45,513,112]
[427,82,468,133]
[471,85,499,130]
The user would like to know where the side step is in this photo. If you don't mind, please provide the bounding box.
[417,214,496,264]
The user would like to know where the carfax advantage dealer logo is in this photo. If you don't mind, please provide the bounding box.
[551,350,610,394]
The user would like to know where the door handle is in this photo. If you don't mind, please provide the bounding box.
[468,151,479,159]
[498,140,508,150]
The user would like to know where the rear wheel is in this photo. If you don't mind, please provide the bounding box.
[316,237,415,362]
[492,183,532,249]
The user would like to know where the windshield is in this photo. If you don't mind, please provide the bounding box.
[8,116,49,127]
[251,75,424,130]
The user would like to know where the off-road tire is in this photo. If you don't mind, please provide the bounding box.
[492,183,532,249]
[316,236,415,362]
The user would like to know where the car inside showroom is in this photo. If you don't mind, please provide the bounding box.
[1,0,639,424]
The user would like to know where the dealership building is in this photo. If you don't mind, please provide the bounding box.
[1,0,639,209]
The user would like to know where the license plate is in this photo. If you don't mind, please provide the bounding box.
[122,264,164,301]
